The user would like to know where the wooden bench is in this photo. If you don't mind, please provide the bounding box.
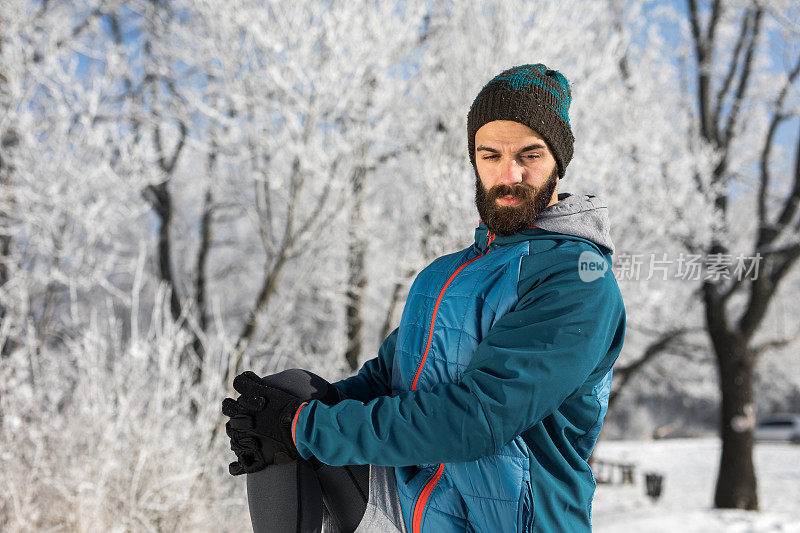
[591,459,636,485]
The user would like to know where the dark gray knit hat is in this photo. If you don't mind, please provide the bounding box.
[467,64,575,178]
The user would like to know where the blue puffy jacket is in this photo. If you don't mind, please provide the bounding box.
[293,194,626,532]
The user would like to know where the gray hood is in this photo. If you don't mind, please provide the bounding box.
[532,192,615,254]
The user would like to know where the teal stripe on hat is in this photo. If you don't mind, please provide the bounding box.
[470,64,572,127]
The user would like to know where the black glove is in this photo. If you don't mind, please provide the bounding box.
[223,395,272,474]
[222,371,307,475]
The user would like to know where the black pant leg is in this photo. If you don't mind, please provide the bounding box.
[316,463,370,532]
[245,369,369,533]
[247,460,323,533]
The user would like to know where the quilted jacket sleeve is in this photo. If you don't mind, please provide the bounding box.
[293,244,626,467]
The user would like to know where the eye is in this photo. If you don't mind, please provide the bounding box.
[523,154,540,159]
[482,154,499,160]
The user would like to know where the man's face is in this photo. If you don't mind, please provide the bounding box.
[474,120,559,236]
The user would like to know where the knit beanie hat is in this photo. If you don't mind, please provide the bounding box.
[467,64,574,178]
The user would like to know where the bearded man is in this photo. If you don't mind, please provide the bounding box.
[223,64,626,533]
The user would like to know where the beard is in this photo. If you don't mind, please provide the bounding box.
[474,167,559,236]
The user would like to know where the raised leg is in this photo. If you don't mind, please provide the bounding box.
[245,369,369,533]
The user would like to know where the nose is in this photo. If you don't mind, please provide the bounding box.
[498,158,523,185]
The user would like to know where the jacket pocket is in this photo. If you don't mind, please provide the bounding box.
[517,478,534,533]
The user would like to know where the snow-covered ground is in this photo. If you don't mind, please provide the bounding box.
[592,438,800,532]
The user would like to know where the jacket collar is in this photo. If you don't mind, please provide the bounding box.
[472,192,615,255]
[473,222,542,254]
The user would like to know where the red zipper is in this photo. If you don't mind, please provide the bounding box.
[412,463,445,532]
[410,229,495,533]
[410,230,495,391]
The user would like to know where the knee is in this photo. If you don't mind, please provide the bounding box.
[259,368,345,405]
[260,368,314,386]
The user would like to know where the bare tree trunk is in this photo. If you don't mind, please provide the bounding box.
[344,72,377,371]
[379,267,416,341]
[0,129,17,358]
[144,179,182,322]
[684,0,778,509]
[225,153,303,384]
[377,208,444,342]
[344,163,368,371]
[187,127,221,387]
[712,334,758,509]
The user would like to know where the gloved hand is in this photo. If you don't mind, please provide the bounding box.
[222,370,308,475]
[223,395,272,474]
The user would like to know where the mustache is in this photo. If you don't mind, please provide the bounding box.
[486,183,536,201]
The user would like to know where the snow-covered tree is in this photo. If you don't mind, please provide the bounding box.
[681,0,800,510]
[2,0,799,529]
